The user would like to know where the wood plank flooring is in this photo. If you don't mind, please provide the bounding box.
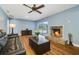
[20,36,79,55]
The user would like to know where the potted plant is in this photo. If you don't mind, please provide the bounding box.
[35,31,40,37]
[33,30,40,42]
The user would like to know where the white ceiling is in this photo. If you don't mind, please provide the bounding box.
[0,4,78,21]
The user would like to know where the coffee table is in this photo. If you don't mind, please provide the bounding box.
[29,37,50,55]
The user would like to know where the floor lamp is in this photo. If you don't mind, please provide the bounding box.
[9,24,16,34]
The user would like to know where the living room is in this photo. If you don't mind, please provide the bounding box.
[0,4,79,55]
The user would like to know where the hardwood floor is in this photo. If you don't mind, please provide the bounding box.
[20,36,35,55]
[20,36,79,55]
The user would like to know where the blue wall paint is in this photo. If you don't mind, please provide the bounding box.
[0,6,36,34]
[0,6,36,35]
[10,19,36,35]
[0,7,9,32]
[37,5,79,44]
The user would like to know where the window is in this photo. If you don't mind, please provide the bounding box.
[38,22,48,34]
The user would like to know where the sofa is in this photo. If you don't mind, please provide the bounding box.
[0,32,26,55]
[0,32,7,50]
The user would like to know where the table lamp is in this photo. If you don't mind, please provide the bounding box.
[9,23,16,34]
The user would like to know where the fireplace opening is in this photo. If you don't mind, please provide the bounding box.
[51,26,63,38]
[53,29,60,37]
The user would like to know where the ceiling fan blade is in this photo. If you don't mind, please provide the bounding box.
[36,10,42,14]
[36,5,45,9]
[23,4,32,9]
[28,11,33,13]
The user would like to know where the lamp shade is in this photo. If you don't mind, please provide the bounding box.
[9,24,16,28]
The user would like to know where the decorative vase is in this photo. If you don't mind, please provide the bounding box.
[68,33,73,46]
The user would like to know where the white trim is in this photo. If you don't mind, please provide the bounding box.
[73,43,79,47]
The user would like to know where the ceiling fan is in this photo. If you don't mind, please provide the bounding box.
[23,4,45,14]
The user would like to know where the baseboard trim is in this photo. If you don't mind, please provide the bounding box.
[73,43,79,47]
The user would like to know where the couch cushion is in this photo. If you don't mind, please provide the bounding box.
[0,32,6,38]
[0,35,7,47]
